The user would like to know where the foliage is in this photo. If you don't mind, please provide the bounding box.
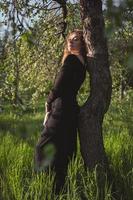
[103,89,133,136]
[0,98,133,199]
[0,2,82,112]
[105,0,133,98]
[0,1,132,112]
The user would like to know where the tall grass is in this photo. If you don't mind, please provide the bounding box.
[0,132,132,199]
[0,94,133,199]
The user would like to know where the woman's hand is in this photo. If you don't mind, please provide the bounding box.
[45,102,48,113]
[45,102,51,113]
[43,111,51,126]
[43,102,51,126]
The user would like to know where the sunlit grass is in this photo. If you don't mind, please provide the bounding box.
[0,95,133,199]
[0,130,132,200]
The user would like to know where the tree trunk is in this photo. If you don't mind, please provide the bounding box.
[78,0,112,170]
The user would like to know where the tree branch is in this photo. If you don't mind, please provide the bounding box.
[53,0,68,38]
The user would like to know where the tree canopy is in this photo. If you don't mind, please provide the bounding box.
[0,0,132,112]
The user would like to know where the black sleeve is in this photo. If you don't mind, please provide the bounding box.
[46,55,75,111]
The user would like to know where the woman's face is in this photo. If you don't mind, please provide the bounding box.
[67,32,82,53]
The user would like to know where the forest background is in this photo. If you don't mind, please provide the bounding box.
[0,0,133,199]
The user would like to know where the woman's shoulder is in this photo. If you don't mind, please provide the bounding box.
[64,54,77,64]
[63,54,84,66]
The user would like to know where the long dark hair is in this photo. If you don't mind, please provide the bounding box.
[61,29,87,65]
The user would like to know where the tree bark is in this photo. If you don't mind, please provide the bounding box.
[78,0,112,170]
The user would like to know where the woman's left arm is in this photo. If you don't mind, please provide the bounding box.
[46,55,75,112]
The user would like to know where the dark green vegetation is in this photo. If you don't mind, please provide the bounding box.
[0,92,133,200]
[0,1,133,111]
[0,0,133,199]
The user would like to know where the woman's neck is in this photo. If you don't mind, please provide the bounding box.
[70,50,80,55]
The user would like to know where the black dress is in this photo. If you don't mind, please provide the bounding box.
[35,54,86,192]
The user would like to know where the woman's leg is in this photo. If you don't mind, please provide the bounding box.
[52,120,78,194]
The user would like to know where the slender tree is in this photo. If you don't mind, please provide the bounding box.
[78,0,112,170]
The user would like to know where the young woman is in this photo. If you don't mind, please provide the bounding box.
[35,29,87,193]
